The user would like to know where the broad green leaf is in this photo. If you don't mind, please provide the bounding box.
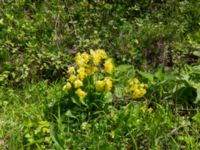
[104,92,113,103]
[137,70,154,82]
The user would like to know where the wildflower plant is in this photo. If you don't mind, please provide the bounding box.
[63,49,114,111]
[128,78,148,99]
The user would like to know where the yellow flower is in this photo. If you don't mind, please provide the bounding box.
[75,53,86,67]
[140,89,147,95]
[96,49,108,59]
[75,52,81,64]
[95,80,105,91]
[85,65,93,75]
[140,83,145,88]
[132,78,140,84]
[104,77,112,91]
[77,67,86,80]
[128,78,148,99]
[134,89,141,96]
[67,66,75,74]
[74,79,83,88]
[132,88,147,99]
[75,88,87,102]
[104,58,114,74]
[85,65,98,75]
[68,74,77,83]
[63,82,72,91]
[90,49,101,65]
[81,52,90,64]
[128,79,132,83]
[129,85,138,92]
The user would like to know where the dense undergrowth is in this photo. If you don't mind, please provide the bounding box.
[0,0,200,149]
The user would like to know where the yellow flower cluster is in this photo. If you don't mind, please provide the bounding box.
[95,77,112,92]
[63,49,114,102]
[63,64,86,101]
[75,88,87,103]
[90,49,114,74]
[90,49,108,65]
[128,78,147,99]
[104,58,114,74]
[63,82,71,91]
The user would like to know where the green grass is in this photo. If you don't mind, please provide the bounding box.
[0,79,200,149]
[0,1,199,149]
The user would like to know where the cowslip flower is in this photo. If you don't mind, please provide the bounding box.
[95,80,105,91]
[128,78,147,99]
[67,66,75,74]
[75,88,87,102]
[85,64,98,75]
[90,49,102,65]
[74,79,83,88]
[128,78,140,84]
[132,88,147,98]
[77,67,86,80]
[140,83,145,88]
[129,84,138,92]
[64,49,115,104]
[63,82,72,91]
[104,77,112,91]
[81,52,90,64]
[140,89,147,95]
[104,58,114,74]
[68,74,77,83]
[132,78,140,84]
[75,53,86,67]
[96,49,108,59]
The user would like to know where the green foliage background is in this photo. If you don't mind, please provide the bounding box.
[0,0,199,86]
[0,0,200,149]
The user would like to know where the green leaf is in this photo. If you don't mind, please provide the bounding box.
[193,51,200,57]
[114,86,124,97]
[193,112,200,125]
[104,92,113,103]
[155,68,165,81]
[137,70,154,82]
[174,86,197,105]
[65,110,77,119]
[195,88,200,103]
[0,18,4,25]
[116,64,134,73]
